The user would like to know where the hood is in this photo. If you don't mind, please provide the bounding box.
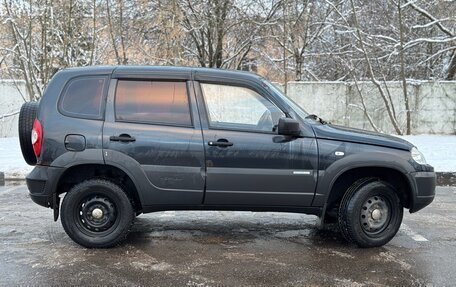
[312,124,413,151]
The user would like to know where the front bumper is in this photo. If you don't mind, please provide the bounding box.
[26,165,63,208]
[409,171,436,213]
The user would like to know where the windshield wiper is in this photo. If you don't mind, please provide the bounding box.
[305,114,329,124]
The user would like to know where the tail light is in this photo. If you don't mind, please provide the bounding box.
[31,119,43,157]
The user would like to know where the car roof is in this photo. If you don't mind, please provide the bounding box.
[60,65,263,81]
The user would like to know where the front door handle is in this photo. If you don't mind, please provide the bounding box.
[110,134,136,142]
[208,139,233,147]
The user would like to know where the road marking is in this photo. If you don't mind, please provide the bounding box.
[401,224,428,242]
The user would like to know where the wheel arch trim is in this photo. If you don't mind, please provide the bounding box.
[50,150,148,209]
[314,152,417,214]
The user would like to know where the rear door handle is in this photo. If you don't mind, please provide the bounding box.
[110,134,136,142]
[208,139,233,147]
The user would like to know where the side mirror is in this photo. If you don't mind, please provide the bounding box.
[277,117,302,137]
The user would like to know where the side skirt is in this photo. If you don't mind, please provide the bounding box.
[141,205,322,216]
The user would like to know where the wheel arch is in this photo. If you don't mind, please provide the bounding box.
[55,163,143,212]
[323,166,414,220]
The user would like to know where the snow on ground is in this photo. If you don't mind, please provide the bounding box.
[0,137,33,179]
[398,135,456,172]
[0,135,455,179]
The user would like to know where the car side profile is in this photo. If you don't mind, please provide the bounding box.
[19,66,436,248]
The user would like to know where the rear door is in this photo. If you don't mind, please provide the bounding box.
[103,74,205,206]
[194,80,318,207]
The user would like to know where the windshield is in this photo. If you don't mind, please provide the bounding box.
[261,78,309,120]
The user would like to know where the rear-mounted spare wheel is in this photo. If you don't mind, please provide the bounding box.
[18,102,39,165]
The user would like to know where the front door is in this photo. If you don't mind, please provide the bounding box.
[195,82,318,207]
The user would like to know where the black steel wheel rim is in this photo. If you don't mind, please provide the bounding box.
[360,195,392,235]
[74,194,120,236]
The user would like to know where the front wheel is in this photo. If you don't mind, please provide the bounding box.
[338,178,403,248]
[61,179,134,248]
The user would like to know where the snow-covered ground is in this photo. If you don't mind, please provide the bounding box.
[0,135,455,179]
[398,135,456,172]
[0,137,33,179]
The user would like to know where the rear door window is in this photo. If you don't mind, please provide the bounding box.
[115,80,192,126]
[59,76,108,119]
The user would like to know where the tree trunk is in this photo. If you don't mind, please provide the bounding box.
[398,0,411,134]
[283,0,288,94]
[106,0,121,64]
[90,0,97,65]
[446,49,456,80]
[349,0,403,135]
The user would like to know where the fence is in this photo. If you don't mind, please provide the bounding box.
[0,80,28,137]
[282,80,455,135]
[1,80,455,137]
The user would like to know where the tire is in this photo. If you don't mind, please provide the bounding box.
[338,178,403,248]
[18,101,39,165]
[61,179,134,248]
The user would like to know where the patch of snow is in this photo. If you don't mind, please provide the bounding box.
[0,137,33,179]
[398,135,456,172]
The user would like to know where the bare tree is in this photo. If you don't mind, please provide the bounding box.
[403,0,455,80]
[271,0,334,81]
[3,0,42,100]
[106,0,128,64]
[348,0,403,134]
[179,0,281,69]
[397,0,411,134]
[1,0,97,99]
[0,0,454,103]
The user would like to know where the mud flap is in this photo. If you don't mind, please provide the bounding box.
[53,193,60,222]
[316,203,328,229]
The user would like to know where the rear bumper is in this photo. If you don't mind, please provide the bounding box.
[409,171,436,213]
[26,165,63,208]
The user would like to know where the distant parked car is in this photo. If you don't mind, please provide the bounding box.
[18,66,435,248]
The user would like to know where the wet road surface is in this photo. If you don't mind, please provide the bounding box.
[1,185,455,286]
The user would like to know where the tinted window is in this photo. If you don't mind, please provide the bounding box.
[115,80,191,126]
[60,77,107,118]
[201,83,284,132]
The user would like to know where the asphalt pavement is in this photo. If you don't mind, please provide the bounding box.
[1,185,455,286]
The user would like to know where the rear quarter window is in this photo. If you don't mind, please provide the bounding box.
[59,76,108,119]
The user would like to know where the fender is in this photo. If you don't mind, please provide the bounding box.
[50,148,147,208]
[102,149,150,206]
[50,149,106,199]
[312,150,416,207]
[51,149,104,168]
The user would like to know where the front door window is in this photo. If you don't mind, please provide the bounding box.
[200,83,284,133]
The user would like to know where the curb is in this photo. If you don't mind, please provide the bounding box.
[1,171,455,186]
[436,172,456,186]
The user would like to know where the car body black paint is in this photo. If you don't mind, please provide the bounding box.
[311,123,413,151]
[103,78,206,205]
[26,65,435,219]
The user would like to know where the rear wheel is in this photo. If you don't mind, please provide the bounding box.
[61,179,134,248]
[18,102,39,165]
[338,178,403,247]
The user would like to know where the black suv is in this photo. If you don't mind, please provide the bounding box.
[19,66,436,248]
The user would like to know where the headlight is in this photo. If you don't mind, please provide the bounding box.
[411,147,427,165]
